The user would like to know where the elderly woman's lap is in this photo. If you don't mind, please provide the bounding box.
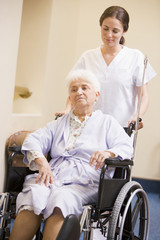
[16,176,98,219]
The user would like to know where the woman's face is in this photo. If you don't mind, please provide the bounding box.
[101,17,124,47]
[69,78,99,113]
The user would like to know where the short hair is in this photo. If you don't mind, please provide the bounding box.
[66,69,101,93]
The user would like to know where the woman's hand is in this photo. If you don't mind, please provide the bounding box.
[89,151,115,170]
[35,157,54,187]
[128,118,143,130]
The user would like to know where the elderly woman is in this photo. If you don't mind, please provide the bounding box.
[10,69,133,240]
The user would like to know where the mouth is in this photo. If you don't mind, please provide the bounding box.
[76,98,85,100]
[106,38,113,43]
[76,97,85,102]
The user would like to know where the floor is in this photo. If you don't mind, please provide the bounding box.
[147,192,160,240]
[134,178,160,240]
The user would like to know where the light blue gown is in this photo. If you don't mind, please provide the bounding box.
[17,110,133,219]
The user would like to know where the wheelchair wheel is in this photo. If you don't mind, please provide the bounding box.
[0,193,10,239]
[107,181,149,240]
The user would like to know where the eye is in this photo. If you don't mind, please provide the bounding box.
[71,88,77,92]
[103,27,109,31]
[113,29,120,34]
[82,85,89,90]
[82,87,87,90]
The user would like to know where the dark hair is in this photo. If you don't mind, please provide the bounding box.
[99,6,129,44]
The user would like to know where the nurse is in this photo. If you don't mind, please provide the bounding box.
[9,69,133,240]
[56,6,156,129]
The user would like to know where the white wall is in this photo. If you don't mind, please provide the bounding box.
[11,0,80,128]
[0,0,160,192]
[13,0,53,115]
[0,0,80,192]
[0,0,23,191]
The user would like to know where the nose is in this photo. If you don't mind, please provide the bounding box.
[77,88,83,94]
[106,30,112,37]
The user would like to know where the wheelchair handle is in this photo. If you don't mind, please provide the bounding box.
[127,117,142,136]
[55,114,63,120]
[8,146,22,154]
[127,121,135,136]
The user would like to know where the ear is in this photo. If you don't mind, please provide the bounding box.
[123,30,127,36]
[95,91,100,102]
[96,91,100,97]
[68,96,73,107]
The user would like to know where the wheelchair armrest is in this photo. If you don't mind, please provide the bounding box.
[8,146,22,154]
[8,146,51,163]
[104,157,133,167]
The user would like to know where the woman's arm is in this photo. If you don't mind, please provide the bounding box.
[129,83,149,129]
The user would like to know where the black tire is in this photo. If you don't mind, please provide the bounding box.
[0,193,10,240]
[107,181,149,240]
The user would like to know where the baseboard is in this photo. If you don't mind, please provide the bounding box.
[132,177,160,194]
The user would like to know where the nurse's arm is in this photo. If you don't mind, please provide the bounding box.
[129,83,149,129]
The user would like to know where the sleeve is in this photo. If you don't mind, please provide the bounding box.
[105,116,134,160]
[21,120,57,165]
[27,151,45,171]
[133,50,156,86]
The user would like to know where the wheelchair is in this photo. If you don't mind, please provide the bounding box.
[0,124,150,240]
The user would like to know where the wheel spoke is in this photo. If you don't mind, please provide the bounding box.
[132,197,143,229]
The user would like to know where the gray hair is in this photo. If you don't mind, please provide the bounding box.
[66,69,101,93]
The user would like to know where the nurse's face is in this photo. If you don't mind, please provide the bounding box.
[69,78,98,113]
[101,17,124,47]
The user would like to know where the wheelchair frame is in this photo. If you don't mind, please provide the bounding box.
[80,159,150,240]
[0,127,150,240]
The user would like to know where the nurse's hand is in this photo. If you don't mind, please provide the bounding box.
[128,117,143,130]
[89,151,115,170]
[35,157,54,187]
[55,109,70,119]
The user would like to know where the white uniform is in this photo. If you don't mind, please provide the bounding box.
[72,46,156,127]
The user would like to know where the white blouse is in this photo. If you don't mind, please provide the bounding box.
[71,46,156,126]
